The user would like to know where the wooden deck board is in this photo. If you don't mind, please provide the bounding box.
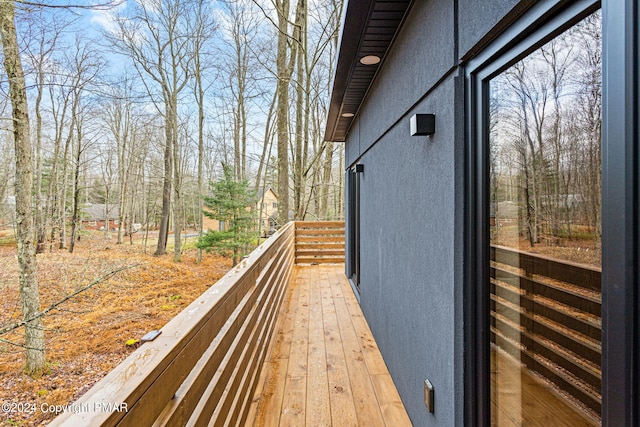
[321,270,358,427]
[279,274,310,426]
[252,265,411,427]
[306,268,331,426]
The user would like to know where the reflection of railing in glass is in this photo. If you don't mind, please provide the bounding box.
[488,10,601,426]
[490,245,601,422]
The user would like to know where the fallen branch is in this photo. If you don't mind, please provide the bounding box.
[0,336,41,351]
[0,264,138,336]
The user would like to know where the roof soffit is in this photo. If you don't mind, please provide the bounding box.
[324,0,414,142]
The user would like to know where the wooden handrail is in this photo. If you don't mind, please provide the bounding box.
[50,222,296,427]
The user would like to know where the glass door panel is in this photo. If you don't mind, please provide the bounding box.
[488,11,602,426]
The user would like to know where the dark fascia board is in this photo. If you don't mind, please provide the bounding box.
[324,0,414,142]
[324,0,375,143]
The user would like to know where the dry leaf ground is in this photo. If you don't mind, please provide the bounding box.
[0,230,231,426]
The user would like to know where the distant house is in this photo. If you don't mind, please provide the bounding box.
[257,187,278,235]
[201,206,225,232]
[81,203,120,231]
[202,186,280,235]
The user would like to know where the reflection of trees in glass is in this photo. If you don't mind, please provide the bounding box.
[490,11,601,249]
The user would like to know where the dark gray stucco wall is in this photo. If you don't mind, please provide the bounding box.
[357,76,462,426]
[458,0,522,56]
[341,0,528,425]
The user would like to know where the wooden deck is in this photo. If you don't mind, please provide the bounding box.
[250,265,412,426]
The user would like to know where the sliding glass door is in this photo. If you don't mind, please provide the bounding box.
[487,11,602,425]
[460,1,640,424]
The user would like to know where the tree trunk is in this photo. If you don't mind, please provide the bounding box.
[275,0,292,228]
[255,91,277,192]
[292,0,306,219]
[58,120,73,250]
[0,0,46,375]
[196,70,204,263]
[34,59,45,253]
[320,141,333,219]
[68,115,83,253]
[155,103,173,256]
[172,103,182,262]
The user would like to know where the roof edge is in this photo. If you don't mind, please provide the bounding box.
[324,0,375,142]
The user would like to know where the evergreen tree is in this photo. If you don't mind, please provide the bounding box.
[197,165,258,266]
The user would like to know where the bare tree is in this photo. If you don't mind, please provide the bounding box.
[108,0,195,259]
[188,0,216,262]
[67,37,105,253]
[273,0,295,227]
[0,0,45,375]
[0,132,13,227]
[102,74,151,245]
[21,11,69,253]
[43,55,74,250]
[255,0,342,222]
[490,11,601,249]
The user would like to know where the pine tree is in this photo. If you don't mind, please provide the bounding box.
[197,165,258,266]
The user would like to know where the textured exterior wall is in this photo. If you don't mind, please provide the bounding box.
[342,0,523,425]
[458,0,522,56]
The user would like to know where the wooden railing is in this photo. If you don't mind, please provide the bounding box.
[50,221,344,427]
[51,223,297,426]
[490,245,602,417]
[295,221,345,264]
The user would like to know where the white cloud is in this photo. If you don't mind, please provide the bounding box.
[89,1,128,35]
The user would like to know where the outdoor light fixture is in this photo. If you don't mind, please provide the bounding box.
[360,55,381,65]
[410,114,436,136]
[341,112,355,118]
[355,164,364,173]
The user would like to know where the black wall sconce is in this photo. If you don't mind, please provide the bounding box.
[410,114,436,136]
[355,164,364,173]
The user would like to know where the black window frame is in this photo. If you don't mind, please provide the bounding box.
[464,0,639,425]
[346,166,361,293]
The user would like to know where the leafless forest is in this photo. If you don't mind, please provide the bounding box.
[0,0,345,251]
[0,0,344,375]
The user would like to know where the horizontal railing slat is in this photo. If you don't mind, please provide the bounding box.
[491,266,601,314]
[295,221,345,229]
[491,279,601,340]
[296,236,346,243]
[296,228,345,236]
